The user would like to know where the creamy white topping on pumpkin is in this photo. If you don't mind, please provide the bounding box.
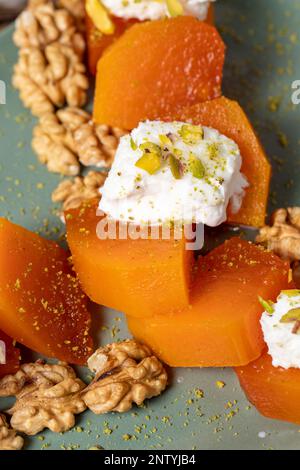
[99,120,248,227]
[101,0,215,21]
[0,340,6,365]
[260,290,300,369]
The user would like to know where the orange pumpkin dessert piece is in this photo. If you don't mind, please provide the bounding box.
[86,14,139,75]
[127,238,289,367]
[0,218,93,365]
[86,4,215,76]
[0,330,20,379]
[66,200,195,318]
[93,16,225,129]
[172,96,271,228]
[236,350,300,425]
[206,3,214,25]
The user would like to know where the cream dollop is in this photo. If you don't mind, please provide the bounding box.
[99,120,248,227]
[260,290,300,369]
[101,0,215,21]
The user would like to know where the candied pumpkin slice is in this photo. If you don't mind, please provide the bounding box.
[0,218,93,365]
[86,14,139,75]
[86,4,215,76]
[127,238,289,367]
[236,350,300,425]
[0,330,20,379]
[93,16,225,129]
[66,200,195,318]
[206,3,215,25]
[173,96,271,228]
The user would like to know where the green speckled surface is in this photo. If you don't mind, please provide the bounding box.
[1,0,300,450]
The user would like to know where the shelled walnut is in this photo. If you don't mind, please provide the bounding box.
[0,361,86,436]
[12,0,88,116]
[74,122,127,167]
[0,414,24,451]
[32,107,90,175]
[58,0,86,27]
[32,106,126,176]
[13,43,88,116]
[12,59,55,116]
[82,340,168,414]
[32,113,80,176]
[256,208,300,261]
[0,341,167,439]
[51,107,126,167]
[14,1,85,57]
[52,171,107,212]
[256,207,300,287]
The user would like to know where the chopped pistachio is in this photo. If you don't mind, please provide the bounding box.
[130,138,137,151]
[258,296,275,315]
[280,308,300,324]
[135,152,161,175]
[166,0,184,17]
[179,124,204,145]
[169,154,182,179]
[159,134,172,147]
[173,148,183,159]
[86,0,115,34]
[189,155,205,179]
[139,142,162,155]
[281,290,300,297]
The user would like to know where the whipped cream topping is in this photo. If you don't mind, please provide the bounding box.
[101,0,215,21]
[99,120,248,227]
[260,290,300,369]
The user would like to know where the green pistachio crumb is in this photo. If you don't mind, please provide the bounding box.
[179,124,204,145]
[166,0,184,17]
[280,308,300,323]
[258,296,275,314]
[281,289,300,297]
[169,154,182,179]
[130,137,137,150]
[135,152,161,174]
[189,155,205,179]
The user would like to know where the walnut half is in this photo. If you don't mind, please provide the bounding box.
[52,170,107,213]
[256,207,300,287]
[74,122,127,168]
[256,208,300,261]
[82,340,168,414]
[0,414,24,451]
[32,106,126,176]
[32,107,90,176]
[0,361,86,436]
[12,2,88,116]
[14,1,85,57]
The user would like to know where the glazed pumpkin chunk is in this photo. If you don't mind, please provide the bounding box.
[86,14,139,75]
[86,4,215,76]
[66,200,195,318]
[93,16,225,129]
[127,238,289,367]
[0,218,93,365]
[0,330,20,379]
[206,3,214,25]
[173,96,271,228]
[236,351,300,425]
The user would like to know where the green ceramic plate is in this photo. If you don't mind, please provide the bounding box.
[1,0,300,451]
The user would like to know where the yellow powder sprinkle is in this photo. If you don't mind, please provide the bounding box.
[216,381,226,389]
